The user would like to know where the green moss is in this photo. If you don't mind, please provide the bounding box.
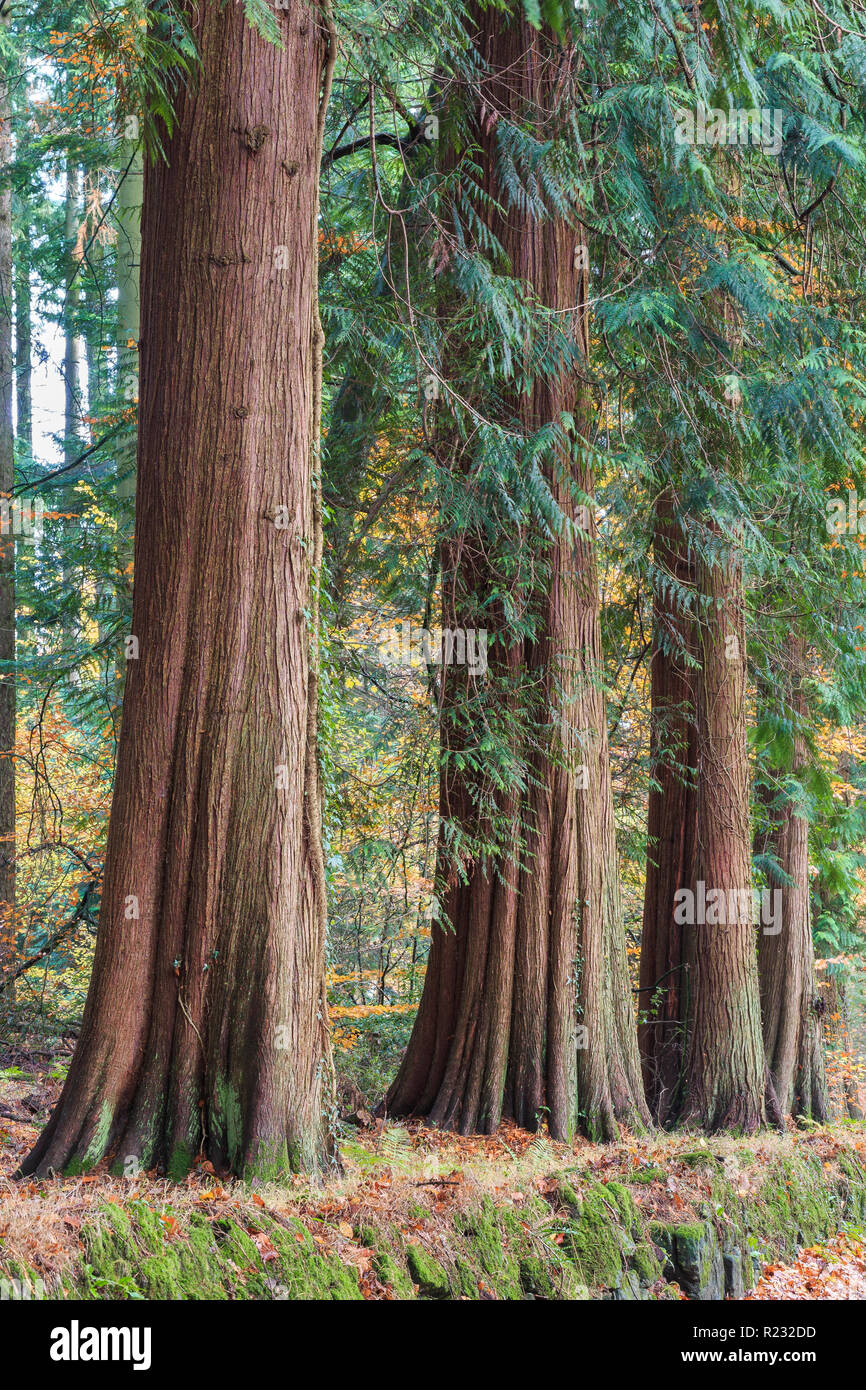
[371,1249,414,1298]
[628,1166,666,1185]
[212,1076,243,1170]
[244,1139,293,1184]
[454,1199,523,1299]
[558,1181,581,1211]
[24,1132,866,1303]
[631,1242,662,1286]
[743,1154,836,1255]
[604,1181,641,1237]
[406,1244,450,1298]
[672,1221,704,1244]
[83,1102,115,1168]
[562,1183,630,1290]
[166,1143,195,1183]
[677,1150,723,1171]
[69,1201,365,1302]
[64,1155,95,1177]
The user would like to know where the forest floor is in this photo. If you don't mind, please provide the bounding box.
[747,1229,866,1299]
[1,1041,865,1301]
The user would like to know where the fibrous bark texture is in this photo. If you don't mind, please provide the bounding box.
[757,634,827,1121]
[680,536,766,1131]
[387,10,648,1141]
[22,0,335,1180]
[638,492,697,1124]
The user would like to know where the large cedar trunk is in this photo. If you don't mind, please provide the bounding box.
[638,493,698,1123]
[22,2,335,1179]
[387,11,648,1141]
[757,635,827,1120]
[0,0,15,985]
[680,539,766,1131]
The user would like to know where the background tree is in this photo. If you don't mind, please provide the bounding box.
[386,2,649,1140]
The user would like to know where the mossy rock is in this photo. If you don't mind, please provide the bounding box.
[406,1243,450,1299]
[671,1222,724,1301]
[20,1131,866,1303]
[723,1248,745,1299]
[744,1154,837,1255]
[454,1199,524,1299]
[79,1203,227,1301]
[631,1241,663,1287]
[74,1201,364,1301]
[676,1150,724,1172]
[562,1182,633,1291]
[372,1250,414,1298]
[648,1222,676,1280]
[603,1182,641,1238]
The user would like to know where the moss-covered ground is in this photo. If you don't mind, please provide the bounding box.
[2,1089,865,1302]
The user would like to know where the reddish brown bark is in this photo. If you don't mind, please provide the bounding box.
[386,11,648,1141]
[680,537,766,1131]
[22,1,335,1179]
[757,635,827,1121]
[638,493,698,1123]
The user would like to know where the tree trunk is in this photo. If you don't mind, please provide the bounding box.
[386,10,648,1141]
[115,134,142,591]
[0,0,15,984]
[63,159,84,464]
[757,635,827,1121]
[638,491,698,1124]
[22,0,336,1179]
[60,159,84,639]
[823,973,864,1120]
[680,537,766,1131]
[14,220,30,454]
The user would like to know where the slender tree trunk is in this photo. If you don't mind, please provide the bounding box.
[823,973,865,1120]
[638,491,698,1123]
[82,186,104,404]
[0,0,15,984]
[115,133,141,581]
[387,10,648,1141]
[63,160,84,464]
[680,536,766,1131]
[757,635,827,1121]
[22,1,336,1179]
[60,159,84,638]
[14,220,30,454]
